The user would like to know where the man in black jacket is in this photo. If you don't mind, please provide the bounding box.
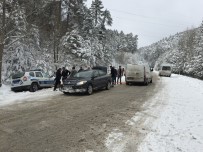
[110,66,117,86]
[53,68,62,91]
[117,66,123,84]
[62,67,70,81]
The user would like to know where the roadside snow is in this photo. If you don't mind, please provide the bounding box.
[0,85,61,107]
[138,74,203,152]
[105,74,203,152]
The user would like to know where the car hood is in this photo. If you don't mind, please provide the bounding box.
[63,77,90,85]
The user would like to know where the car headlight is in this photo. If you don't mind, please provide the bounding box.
[76,81,87,86]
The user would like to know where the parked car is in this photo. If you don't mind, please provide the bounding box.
[159,64,172,77]
[125,64,153,85]
[60,68,112,95]
[11,70,55,92]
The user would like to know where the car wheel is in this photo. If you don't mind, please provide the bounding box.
[106,81,111,90]
[87,85,93,95]
[126,81,129,85]
[150,79,152,83]
[30,83,39,92]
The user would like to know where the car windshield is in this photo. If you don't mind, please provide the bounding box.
[12,72,25,79]
[162,66,171,70]
[73,71,93,78]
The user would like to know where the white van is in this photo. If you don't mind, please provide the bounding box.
[125,64,153,85]
[159,64,172,77]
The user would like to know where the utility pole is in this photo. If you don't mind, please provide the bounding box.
[0,0,6,87]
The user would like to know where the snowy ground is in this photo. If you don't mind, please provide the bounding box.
[0,85,61,107]
[106,73,203,152]
[1,74,203,152]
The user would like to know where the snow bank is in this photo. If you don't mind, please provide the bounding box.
[0,85,61,107]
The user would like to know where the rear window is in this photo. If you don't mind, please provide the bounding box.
[29,72,35,77]
[12,72,25,79]
[162,66,171,70]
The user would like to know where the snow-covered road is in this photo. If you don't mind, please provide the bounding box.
[138,74,203,152]
[105,74,203,152]
[1,74,203,152]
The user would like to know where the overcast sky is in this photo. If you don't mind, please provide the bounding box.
[86,0,203,48]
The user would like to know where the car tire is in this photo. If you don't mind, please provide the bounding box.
[106,81,111,90]
[87,85,93,95]
[30,83,39,92]
[126,82,129,85]
[150,79,152,83]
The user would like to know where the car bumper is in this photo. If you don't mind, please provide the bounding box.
[159,72,171,76]
[60,85,87,93]
[126,77,144,82]
[11,85,30,91]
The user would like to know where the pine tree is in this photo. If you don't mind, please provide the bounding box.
[90,0,104,27]
[101,9,112,29]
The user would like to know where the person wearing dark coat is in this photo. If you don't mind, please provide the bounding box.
[62,67,70,81]
[53,68,62,91]
[110,66,117,86]
[69,66,77,77]
[78,66,84,72]
[117,66,123,84]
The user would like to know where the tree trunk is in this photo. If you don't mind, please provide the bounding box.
[0,0,6,87]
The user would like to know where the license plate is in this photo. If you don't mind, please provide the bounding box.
[64,86,72,90]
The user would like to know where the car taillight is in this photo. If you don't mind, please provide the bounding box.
[23,76,27,81]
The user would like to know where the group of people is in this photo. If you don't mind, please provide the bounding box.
[53,66,90,91]
[53,65,125,91]
[54,66,74,91]
[110,65,125,86]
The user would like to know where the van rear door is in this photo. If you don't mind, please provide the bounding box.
[126,64,144,82]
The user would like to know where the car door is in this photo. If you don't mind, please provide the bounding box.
[92,70,101,89]
[43,73,55,87]
[98,70,107,88]
[35,71,45,87]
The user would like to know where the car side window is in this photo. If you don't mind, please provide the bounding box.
[93,71,99,77]
[98,70,105,76]
[35,72,43,77]
[43,73,50,78]
[29,72,34,77]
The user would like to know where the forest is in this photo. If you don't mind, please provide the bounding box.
[0,0,138,85]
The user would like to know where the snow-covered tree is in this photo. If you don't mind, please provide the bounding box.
[90,0,104,27]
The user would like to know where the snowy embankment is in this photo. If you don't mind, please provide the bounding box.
[0,85,61,107]
[105,74,203,152]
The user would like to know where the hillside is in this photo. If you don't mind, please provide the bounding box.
[138,22,203,79]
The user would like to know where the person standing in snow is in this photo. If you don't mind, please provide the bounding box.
[78,66,84,72]
[117,65,123,84]
[61,67,70,81]
[122,68,125,76]
[70,66,77,77]
[53,68,62,91]
[110,66,117,86]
